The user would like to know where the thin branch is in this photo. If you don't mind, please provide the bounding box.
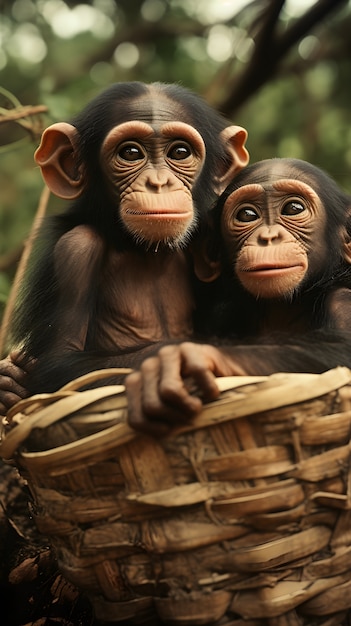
[0,104,48,124]
[216,0,347,116]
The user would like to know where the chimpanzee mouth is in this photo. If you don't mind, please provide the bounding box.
[125,209,191,216]
[246,264,303,273]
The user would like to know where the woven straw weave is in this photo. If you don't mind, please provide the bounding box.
[2,367,351,625]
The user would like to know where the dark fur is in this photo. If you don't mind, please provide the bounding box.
[10,82,238,391]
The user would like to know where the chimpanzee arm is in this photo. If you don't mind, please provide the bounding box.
[24,327,351,399]
[25,224,107,393]
[125,332,351,434]
[52,224,105,351]
[27,342,171,393]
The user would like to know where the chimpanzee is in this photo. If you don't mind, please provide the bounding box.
[125,158,351,433]
[5,81,249,397]
[191,157,351,334]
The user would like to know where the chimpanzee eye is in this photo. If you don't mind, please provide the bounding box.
[235,206,259,222]
[168,142,192,160]
[117,143,145,162]
[282,200,305,216]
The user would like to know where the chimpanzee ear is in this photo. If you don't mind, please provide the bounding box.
[214,125,249,195]
[34,122,85,199]
[191,236,222,283]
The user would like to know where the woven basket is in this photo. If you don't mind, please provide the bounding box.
[2,367,351,626]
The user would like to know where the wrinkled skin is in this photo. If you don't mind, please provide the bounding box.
[221,176,327,300]
[100,120,207,247]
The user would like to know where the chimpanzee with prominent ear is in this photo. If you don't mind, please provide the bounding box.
[125,159,351,433]
[8,81,249,395]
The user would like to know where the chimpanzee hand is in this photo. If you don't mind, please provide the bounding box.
[125,342,247,435]
[0,350,31,414]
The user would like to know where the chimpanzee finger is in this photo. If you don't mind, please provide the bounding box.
[0,365,29,413]
[0,358,27,386]
[141,354,202,424]
[159,342,220,404]
[126,351,201,434]
[0,389,26,414]
[126,364,183,436]
[155,345,206,414]
[0,358,30,396]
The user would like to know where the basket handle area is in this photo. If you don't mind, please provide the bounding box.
[1,367,351,473]
[0,381,128,462]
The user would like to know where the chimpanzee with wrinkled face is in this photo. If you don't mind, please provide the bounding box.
[125,159,351,433]
[194,157,351,337]
[7,81,249,395]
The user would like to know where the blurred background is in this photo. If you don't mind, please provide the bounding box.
[0,0,350,320]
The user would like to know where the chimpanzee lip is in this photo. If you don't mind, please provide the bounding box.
[125,209,191,216]
[245,263,303,272]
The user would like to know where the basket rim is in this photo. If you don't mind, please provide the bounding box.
[1,367,350,472]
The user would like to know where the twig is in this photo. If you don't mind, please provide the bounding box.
[0,104,48,124]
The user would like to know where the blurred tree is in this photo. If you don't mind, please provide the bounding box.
[0,0,350,318]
